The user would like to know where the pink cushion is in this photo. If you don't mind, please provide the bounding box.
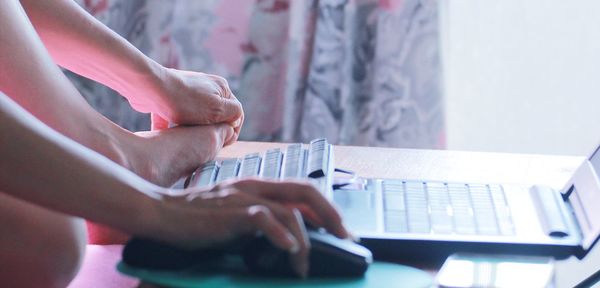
[68,245,138,288]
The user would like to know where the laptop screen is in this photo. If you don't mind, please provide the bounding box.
[562,142,600,253]
[555,145,600,286]
[551,146,600,287]
[588,145,600,175]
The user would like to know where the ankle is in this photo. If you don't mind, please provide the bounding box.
[90,121,152,181]
[114,130,161,185]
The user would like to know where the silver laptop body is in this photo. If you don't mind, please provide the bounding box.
[185,139,600,260]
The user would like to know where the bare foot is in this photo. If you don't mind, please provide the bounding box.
[130,123,234,187]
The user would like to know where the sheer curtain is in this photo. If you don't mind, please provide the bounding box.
[71,0,444,148]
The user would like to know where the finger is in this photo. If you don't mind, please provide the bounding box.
[221,99,242,146]
[244,205,300,254]
[288,209,310,278]
[151,113,169,130]
[190,188,309,277]
[285,203,324,227]
[207,75,244,126]
[230,97,244,143]
[218,96,244,125]
[209,75,233,99]
[224,123,238,147]
[174,207,291,250]
[228,193,310,277]
[233,179,349,239]
[217,123,235,147]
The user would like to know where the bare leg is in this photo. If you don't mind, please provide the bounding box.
[0,192,87,287]
[0,0,134,165]
[0,0,231,248]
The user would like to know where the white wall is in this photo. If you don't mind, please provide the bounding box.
[440,0,600,156]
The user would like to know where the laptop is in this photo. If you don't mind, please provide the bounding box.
[184,138,600,261]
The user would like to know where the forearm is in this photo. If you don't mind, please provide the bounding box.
[0,92,167,237]
[20,0,165,111]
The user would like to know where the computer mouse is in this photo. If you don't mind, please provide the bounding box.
[122,237,227,270]
[242,230,373,278]
[122,231,373,278]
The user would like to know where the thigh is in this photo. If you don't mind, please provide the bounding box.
[0,191,87,288]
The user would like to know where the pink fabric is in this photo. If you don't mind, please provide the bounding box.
[204,0,254,74]
[73,0,444,148]
[68,245,137,288]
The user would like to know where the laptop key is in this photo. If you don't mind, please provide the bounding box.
[383,183,404,194]
[454,216,477,235]
[307,138,329,178]
[216,158,241,183]
[451,199,477,234]
[189,161,219,188]
[283,144,306,179]
[467,185,500,235]
[239,153,262,177]
[431,215,454,234]
[385,210,409,233]
[405,181,426,192]
[403,181,431,233]
[488,185,515,235]
[408,221,431,234]
[262,148,283,179]
[384,192,406,211]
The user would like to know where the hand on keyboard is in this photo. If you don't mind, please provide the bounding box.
[159,178,349,278]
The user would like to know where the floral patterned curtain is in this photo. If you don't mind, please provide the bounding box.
[70,0,444,148]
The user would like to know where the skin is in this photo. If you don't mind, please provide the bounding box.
[0,0,349,285]
[19,0,244,135]
[0,93,348,284]
[0,0,238,245]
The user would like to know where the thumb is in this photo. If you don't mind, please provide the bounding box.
[151,113,169,131]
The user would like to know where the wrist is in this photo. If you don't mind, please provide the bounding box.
[116,58,171,113]
[139,194,190,244]
[123,185,174,240]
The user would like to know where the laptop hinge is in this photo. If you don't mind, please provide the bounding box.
[530,185,570,237]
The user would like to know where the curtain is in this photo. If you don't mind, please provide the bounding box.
[70,0,444,148]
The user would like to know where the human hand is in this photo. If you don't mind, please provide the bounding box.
[155,179,350,278]
[126,67,243,144]
[88,123,234,245]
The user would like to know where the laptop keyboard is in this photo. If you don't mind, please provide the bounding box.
[187,139,331,189]
[383,180,516,236]
[187,139,516,237]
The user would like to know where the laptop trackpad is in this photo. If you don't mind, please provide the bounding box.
[333,188,378,233]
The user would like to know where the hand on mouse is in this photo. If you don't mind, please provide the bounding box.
[87,123,235,245]
[154,179,350,278]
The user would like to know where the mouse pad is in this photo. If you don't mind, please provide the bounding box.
[117,258,433,288]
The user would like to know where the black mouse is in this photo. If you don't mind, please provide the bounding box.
[122,237,227,270]
[242,230,372,278]
[122,230,373,278]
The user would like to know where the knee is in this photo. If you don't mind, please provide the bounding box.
[36,217,88,288]
[1,216,87,288]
